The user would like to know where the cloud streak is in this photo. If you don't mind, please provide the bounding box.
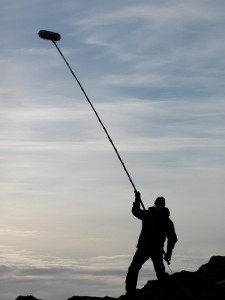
[0,246,211,300]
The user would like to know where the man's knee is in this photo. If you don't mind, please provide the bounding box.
[128,261,142,272]
[128,249,149,272]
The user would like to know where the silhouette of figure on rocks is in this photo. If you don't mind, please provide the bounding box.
[125,191,177,297]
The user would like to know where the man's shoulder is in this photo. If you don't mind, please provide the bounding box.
[147,206,170,217]
[163,207,170,217]
[147,206,155,212]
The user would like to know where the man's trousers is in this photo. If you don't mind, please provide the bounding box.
[125,247,166,293]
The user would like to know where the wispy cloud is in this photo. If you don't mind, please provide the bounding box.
[0,247,130,299]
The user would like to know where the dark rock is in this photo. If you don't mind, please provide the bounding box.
[196,255,225,283]
[68,297,116,300]
[15,296,43,300]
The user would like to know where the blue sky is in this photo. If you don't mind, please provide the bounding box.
[1,1,225,299]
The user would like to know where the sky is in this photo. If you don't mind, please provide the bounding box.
[1,0,225,299]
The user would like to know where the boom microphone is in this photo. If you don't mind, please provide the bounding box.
[38,29,142,205]
[38,30,61,42]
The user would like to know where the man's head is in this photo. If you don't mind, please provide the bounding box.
[154,196,165,211]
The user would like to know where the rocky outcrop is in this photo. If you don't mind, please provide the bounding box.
[15,296,43,300]
[196,256,225,283]
[15,256,225,300]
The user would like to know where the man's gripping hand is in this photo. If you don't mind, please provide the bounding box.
[164,249,172,264]
[134,191,141,203]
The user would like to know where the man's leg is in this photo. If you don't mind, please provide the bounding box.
[125,248,149,294]
[150,251,167,283]
[151,251,171,297]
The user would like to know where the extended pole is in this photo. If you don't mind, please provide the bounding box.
[38,30,146,210]
[51,40,137,191]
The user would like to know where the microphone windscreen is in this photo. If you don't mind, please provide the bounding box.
[38,30,61,42]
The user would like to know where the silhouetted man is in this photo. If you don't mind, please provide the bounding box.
[125,191,177,297]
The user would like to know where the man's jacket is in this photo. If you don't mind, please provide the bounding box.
[132,201,178,253]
